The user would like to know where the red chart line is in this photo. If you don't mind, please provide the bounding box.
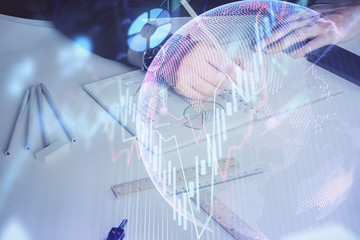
[107,5,268,180]
[107,124,141,165]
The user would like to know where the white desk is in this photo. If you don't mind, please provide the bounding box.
[0,14,231,240]
[0,13,359,240]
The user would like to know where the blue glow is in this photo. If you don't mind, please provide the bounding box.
[263,17,271,37]
[7,59,35,97]
[74,36,92,52]
[0,152,27,212]
[57,39,92,76]
[150,8,163,19]
[297,0,309,7]
[128,9,171,52]
[128,12,148,36]
[269,1,276,26]
[156,9,171,25]
[150,23,171,48]
[9,82,22,97]
[0,218,29,240]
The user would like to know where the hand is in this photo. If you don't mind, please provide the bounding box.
[174,41,245,100]
[261,2,360,58]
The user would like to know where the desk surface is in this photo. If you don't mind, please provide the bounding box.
[0,13,359,240]
[0,14,231,240]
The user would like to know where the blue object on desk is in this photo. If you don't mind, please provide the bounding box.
[286,40,360,87]
[107,219,128,240]
[306,45,360,87]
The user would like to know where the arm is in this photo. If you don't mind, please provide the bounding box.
[261,1,360,58]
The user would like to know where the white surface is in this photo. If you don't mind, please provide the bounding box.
[0,14,231,240]
[0,13,360,240]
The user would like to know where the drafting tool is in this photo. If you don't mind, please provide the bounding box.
[35,139,70,162]
[35,83,74,161]
[41,83,76,143]
[195,190,267,240]
[111,158,263,198]
[180,0,198,18]
[37,84,49,147]
[25,86,34,150]
[83,82,136,137]
[4,87,30,156]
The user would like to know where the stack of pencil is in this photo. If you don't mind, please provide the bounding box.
[4,83,76,156]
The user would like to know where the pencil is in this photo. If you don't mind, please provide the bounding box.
[5,88,30,156]
[37,84,49,147]
[40,83,76,143]
[24,85,34,150]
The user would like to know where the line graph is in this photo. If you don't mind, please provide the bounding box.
[82,2,333,239]
[99,0,270,180]
[77,2,355,240]
[107,131,141,165]
[102,4,271,183]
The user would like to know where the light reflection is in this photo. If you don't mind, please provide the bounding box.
[57,36,92,76]
[6,59,35,97]
[0,218,30,240]
[74,36,92,52]
[281,222,358,240]
[0,152,27,213]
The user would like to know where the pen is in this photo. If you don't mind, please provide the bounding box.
[5,88,30,156]
[40,83,76,143]
[107,219,128,240]
[25,85,34,151]
[37,84,49,147]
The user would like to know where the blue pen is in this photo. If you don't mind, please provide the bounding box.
[107,219,128,240]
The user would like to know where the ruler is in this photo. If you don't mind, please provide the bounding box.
[111,158,263,198]
[195,190,268,240]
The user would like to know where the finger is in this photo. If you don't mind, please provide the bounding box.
[197,61,221,88]
[284,9,318,22]
[176,80,207,100]
[176,68,214,100]
[185,41,245,95]
[186,42,236,88]
[204,49,241,89]
[175,43,229,100]
[265,25,323,54]
[290,33,331,58]
[193,77,221,98]
[194,56,234,91]
[206,46,240,74]
[262,17,313,47]
[261,16,318,49]
[198,61,236,93]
